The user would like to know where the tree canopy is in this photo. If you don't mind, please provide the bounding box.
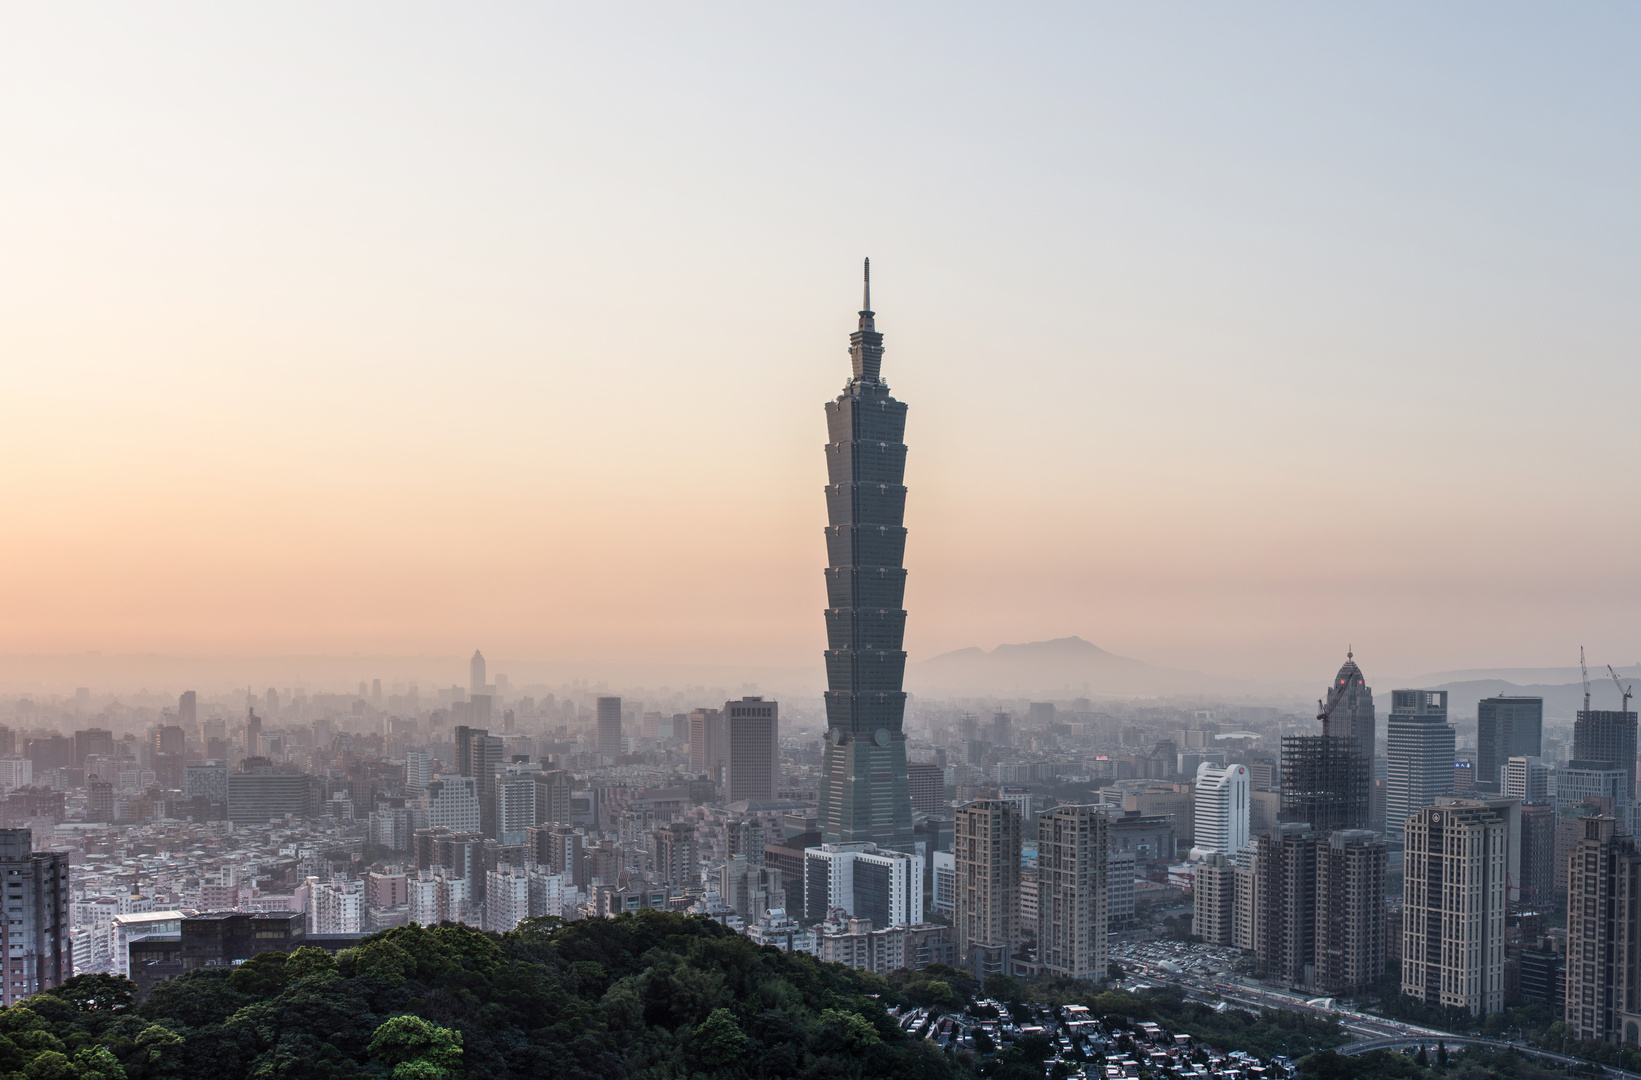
[0,912,963,1080]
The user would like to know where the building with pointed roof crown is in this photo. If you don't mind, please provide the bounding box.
[817,260,914,852]
[1281,651,1374,833]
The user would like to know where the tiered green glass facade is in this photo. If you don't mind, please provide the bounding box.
[817,262,915,851]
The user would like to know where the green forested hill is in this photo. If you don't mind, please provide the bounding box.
[0,912,961,1080]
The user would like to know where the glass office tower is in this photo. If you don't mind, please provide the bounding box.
[817,261,914,852]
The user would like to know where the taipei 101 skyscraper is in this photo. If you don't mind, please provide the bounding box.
[817,259,915,852]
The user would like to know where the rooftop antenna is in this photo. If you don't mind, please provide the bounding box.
[863,257,871,311]
[1581,646,1591,715]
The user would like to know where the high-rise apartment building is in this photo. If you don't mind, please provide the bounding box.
[244,709,262,763]
[1574,709,1640,801]
[0,830,71,1006]
[484,865,530,933]
[1234,858,1259,952]
[817,262,914,853]
[424,775,481,833]
[153,722,185,789]
[494,768,537,845]
[73,728,114,766]
[404,751,431,795]
[1505,756,1550,802]
[1402,801,1508,1017]
[0,758,33,793]
[1280,655,1374,834]
[533,769,573,826]
[1477,697,1544,794]
[469,650,486,697]
[1519,801,1557,908]
[1036,805,1109,981]
[308,880,363,935]
[86,775,113,822]
[688,708,725,777]
[454,726,504,800]
[953,798,1021,979]
[409,869,470,927]
[654,822,697,888]
[528,826,586,890]
[1107,852,1137,929]
[1386,690,1456,842]
[596,697,623,757]
[1253,824,1319,986]
[1563,817,1641,1044]
[527,867,568,922]
[201,717,227,761]
[724,697,779,802]
[1194,853,1238,946]
[1315,829,1387,995]
[1191,763,1250,859]
[931,851,955,919]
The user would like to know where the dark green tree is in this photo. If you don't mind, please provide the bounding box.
[984,973,1023,1002]
[366,1015,463,1080]
[49,973,138,1013]
[689,1008,749,1069]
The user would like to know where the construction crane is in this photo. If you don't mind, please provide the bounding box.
[1608,664,1634,715]
[1582,646,1592,714]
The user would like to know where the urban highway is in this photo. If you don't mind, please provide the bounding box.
[1111,945,1641,1079]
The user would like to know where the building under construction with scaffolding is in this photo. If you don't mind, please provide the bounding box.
[1279,653,1374,833]
[1280,735,1370,832]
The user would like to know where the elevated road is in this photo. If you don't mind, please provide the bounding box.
[1112,950,1641,1078]
[1339,1035,1641,1080]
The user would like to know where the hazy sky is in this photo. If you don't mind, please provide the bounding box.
[4,4,1640,684]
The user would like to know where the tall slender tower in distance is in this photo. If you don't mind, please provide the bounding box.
[817,259,914,852]
[469,650,486,697]
[596,696,623,758]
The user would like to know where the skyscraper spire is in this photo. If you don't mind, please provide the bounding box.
[849,257,883,382]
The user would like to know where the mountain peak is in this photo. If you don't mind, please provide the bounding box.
[989,635,1115,660]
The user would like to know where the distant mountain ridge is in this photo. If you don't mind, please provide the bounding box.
[1382,663,1641,721]
[907,635,1256,698]
[1399,664,1641,687]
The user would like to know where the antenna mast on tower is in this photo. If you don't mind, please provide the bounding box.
[1581,646,1592,714]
